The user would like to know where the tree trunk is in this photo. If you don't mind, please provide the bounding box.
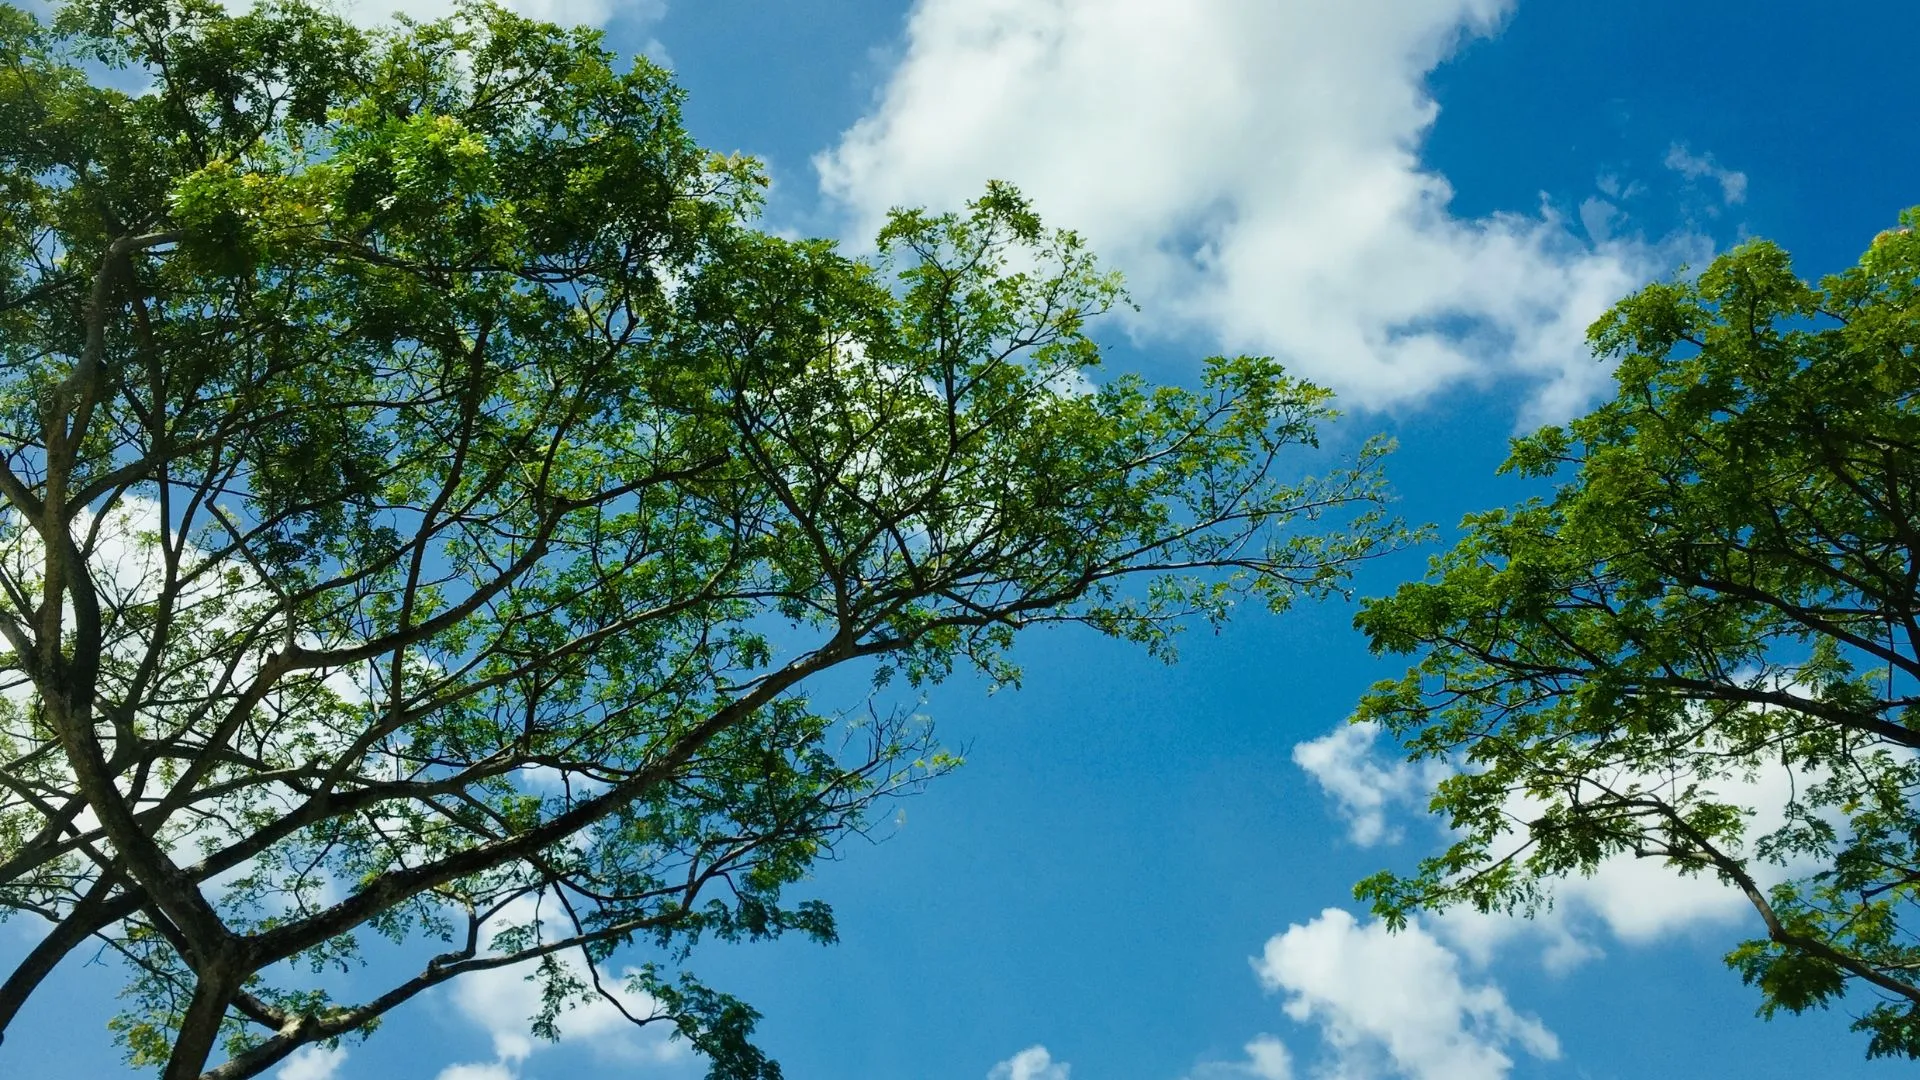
[162,970,240,1080]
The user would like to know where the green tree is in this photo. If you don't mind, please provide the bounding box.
[0,2,1409,1077]
[1353,216,1920,1056]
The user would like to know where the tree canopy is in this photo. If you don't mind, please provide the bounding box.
[0,1,1409,1077]
[1353,215,1920,1056]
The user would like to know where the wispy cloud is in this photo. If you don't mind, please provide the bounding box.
[1185,1035,1295,1080]
[1665,144,1749,206]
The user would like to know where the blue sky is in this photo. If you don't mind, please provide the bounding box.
[7,1,1920,1079]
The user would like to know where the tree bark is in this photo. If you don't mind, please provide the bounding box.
[162,967,242,1080]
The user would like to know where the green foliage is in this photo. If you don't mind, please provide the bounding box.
[1353,214,1920,1056]
[632,965,782,1080]
[0,2,1408,1077]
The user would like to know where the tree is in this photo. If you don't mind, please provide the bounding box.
[0,2,1409,1077]
[1352,215,1920,1056]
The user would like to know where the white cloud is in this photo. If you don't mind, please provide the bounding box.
[1431,905,1602,977]
[1290,720,1836,971]
[989,1045,1070,1080]
[1292,722,1447,846]
[818,0,1682,420]
[1578,196,1619,245]
[447,954,685,1067]
[1664,144,1748,206]
[438,897,689,1077]
[277,1046,347,1080]
[435,1064,517,1080]
[1255,909,1558,1080]
[1443,759,1805,970]
[1187,1035,1295,1080]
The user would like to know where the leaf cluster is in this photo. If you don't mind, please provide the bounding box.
[0,3,1410,1078]
[1353,214,1920,1056]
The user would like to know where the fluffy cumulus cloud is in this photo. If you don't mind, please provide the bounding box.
[818,0,1680,419]
[989,1045,1071,1080]
[276,1046,348,1080]
[1292,722,1448,846]
[1255,909,1559,1080]
[1290,720,1833,972]
[434,899,689,1079]
[1434,759,1811,972]
[435,954,688,1078]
